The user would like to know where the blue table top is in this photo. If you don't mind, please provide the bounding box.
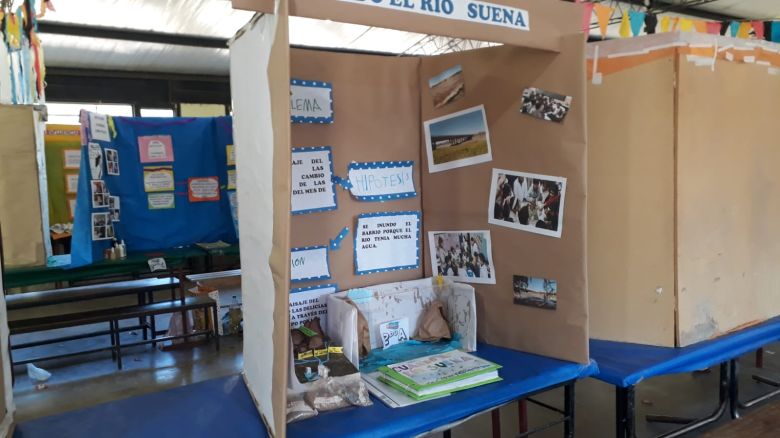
[14,344,597,438]
[590,315,780,388]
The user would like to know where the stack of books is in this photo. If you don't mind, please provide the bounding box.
[376,350,502,401]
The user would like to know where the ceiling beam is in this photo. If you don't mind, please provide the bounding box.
[38,21,229,49]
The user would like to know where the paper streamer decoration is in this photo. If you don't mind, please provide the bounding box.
[737,22,751,39]
[581,2,595,35]
[329,226,350,250]
[772,22,780,43]
[706,21,721,35]
[660,16,670,33]
[629,11,645,37]
[619,12,631,38]
[593,4,613,39]
[729,21,739,37]
[679,18,693,33]
[752,21,765,40]
[693,20,707,34]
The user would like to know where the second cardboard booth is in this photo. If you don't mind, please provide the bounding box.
[230,0,587,435]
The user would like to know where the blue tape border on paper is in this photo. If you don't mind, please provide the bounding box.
[290,283,339,294]
[291,245,332,283]
[291,146,338,215]
[354,210,421,276]
[347,160,417,202]
[290,79,334,124]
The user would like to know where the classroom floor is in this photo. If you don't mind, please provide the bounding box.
[11,326,780,436]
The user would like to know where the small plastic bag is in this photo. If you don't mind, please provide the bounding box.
[286,393,318,423]
[304,373,372,412]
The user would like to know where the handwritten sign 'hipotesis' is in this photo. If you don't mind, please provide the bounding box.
[355,211,421,275]
[339,0,529,31]
[347,161,416,201]
[291,147,337,214]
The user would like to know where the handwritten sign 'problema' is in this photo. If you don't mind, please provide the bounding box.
[355,211,421,275]
[291,147,337,214]
[291,246,331,282]
[347,161,416,202]
[338,0,530,31]
[289,283,338,330]
[290,79,333,124]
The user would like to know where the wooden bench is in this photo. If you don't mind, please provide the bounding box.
[6,277,217,374]
[8,296,219,370]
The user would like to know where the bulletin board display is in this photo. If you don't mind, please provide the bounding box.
[44,124,82,226]
[70,114,237,268]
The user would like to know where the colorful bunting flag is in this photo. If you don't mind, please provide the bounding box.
[753,21,766,40]
[593,3,614,40]
[645,13,658,35]
[729,21,740,37]
[693,20,707,34]
[679,18,694,33]
[737,22,751,39]
[660,16,671,33]
[582,2,595,36]
[772,22,780,43]
[629,10,646,37]
[670,17,680,32]
[619,11,631,38]
[706,21,721,35]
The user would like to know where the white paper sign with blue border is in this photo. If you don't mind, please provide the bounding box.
[289,283,338,329]
[347,161,416,202]
[291,146,337,215]
[354,211,421,275]
[291,246,331,282]
[338,0,530,32]
[290,79,334,124]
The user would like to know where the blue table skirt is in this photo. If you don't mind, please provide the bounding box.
[14,344,597,438]
[590,316,780,388]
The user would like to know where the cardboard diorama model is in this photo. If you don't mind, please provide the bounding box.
[588,32,780,348]
[230,0,587,435]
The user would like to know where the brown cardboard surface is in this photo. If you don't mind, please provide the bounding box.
[0,105,45,267]
[587,57,677,347]
[420,36,589,364]
[290,49,423,291]
[676,56,780,346]
[234,0,581,53]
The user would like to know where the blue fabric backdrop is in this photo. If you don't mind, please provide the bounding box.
[70,113,237,268]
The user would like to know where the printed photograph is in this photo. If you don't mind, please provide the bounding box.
[109,196,120,222]
[91,212,111,240]
[424,105,492,173]
[88,143,104,179]
[106,148,120,176]
[91,180,109,208]
[488,169,567,238]
[513,275,557,310]
[519,87,572,123]
[428,230,495,285]
[429,64,465,109]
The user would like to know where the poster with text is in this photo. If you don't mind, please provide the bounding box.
[65,173,79,194]
[188,177,220,202]
[148,192,175,210]
[347,161,416,202]
[291,146,337,214]
[63,149,81,170]
[226,144,236,166]
[354,211,421,275]
[291,246,331,282]
[143,166,175,192]
[289,283,338,330]
[89,113,111,142]
[138,135,174,163]
[290,79,333,124]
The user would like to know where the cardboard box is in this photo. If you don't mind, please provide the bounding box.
[327,278,477,369]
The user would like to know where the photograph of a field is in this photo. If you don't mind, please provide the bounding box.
[429,65,465,109]
[424,105,492,173]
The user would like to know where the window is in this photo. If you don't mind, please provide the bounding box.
[46,102,133,125]
[140,108,175,117]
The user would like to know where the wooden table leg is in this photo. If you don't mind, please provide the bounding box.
[491,408,501,438]
[518,399,528,434]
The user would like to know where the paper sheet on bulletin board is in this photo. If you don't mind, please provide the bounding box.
[45,124,82,226]
[70,114,238,267]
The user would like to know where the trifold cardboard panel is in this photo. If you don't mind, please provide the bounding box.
[587,56,677,347]
[588,33,780,347]
[231,1,585,436]
[0,273,12,436]
[0,105,46,268]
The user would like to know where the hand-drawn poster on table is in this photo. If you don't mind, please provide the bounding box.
[289,283,339,329]
[347,161,416,202]
[354,211,421,275]
[188,177,220,202]
[291,246,331,282]
[138,135,174,163]
[290,79,333,124]
[291,146,337,214]
[144,166,175,192]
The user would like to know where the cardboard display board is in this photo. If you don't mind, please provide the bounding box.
[44,124,82,226]
[0,105,49,268]
[588,33,780,347]
[231,1,586,435]
[0,274,14,436]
